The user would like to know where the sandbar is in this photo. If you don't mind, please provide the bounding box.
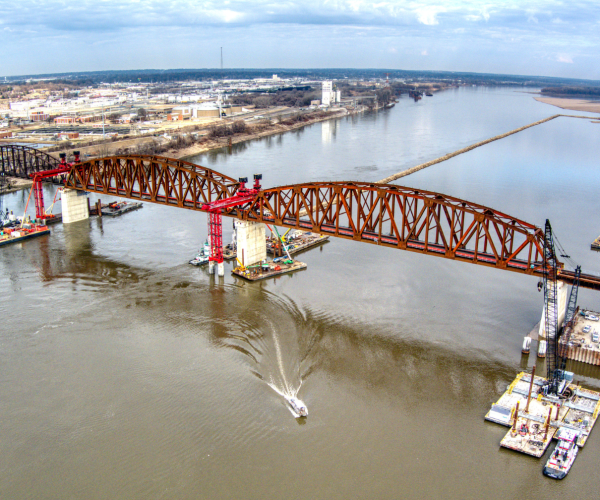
[535,96,600,114]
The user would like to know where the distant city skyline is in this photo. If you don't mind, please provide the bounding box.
[1,0,599,80]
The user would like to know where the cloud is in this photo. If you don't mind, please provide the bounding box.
[414,6,445,26]
[1,1,600,79]
[556,54,573,63]
[421,49,428,55]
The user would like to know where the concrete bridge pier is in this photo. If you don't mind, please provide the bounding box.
[536,280,568,358]
[62,188,89,224]
[235,220,266,267]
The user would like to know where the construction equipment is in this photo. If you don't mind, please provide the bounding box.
[201,174,262,269]
[543,220,561,395]
[542,220,579,396]
[558,266,581,375]
[28,152,79,220]
[267,223,293,261]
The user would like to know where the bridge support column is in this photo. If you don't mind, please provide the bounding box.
[208,261,215,274]
[235,220,266,267]
[217,262,225,276]
[61,188,89,224]
[537,280,568,357]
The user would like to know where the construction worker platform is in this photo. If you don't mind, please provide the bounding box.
[486,372,600,458]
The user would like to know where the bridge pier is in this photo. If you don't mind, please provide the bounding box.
[61,188,89,224]
[536,280,568,357]
[235,220,266,267]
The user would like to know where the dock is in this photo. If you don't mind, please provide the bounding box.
[232,259,307,281]
[486,371,600,463]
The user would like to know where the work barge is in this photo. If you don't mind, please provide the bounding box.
[486,370,599,472]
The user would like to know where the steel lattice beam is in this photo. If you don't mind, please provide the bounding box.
[224,181,547,277]
[4,145,600,290]
[64,155,240,209]
[0,144,61,178]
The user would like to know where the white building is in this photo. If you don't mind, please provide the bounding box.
[322,81,333,106]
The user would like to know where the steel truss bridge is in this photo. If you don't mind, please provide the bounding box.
[1,145,61,178]
[1,146,598,290]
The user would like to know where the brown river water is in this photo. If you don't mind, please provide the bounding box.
[2,87,600,499]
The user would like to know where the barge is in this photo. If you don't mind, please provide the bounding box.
[558,309,600,365]
[232,259,307,281]
[485,370,600,476]
[266,230,329,256]
[0,222,50,247]
[101,201,143,217]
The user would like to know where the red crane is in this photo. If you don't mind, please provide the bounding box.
[201,174,262,267]
[29,152,80,219]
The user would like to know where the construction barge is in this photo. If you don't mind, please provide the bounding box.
[0,222,50,247]
[266,231,329,256]
[232,259,307,281]
[591,235,600,251]
[486,370,600,475]
[100,201,143,217]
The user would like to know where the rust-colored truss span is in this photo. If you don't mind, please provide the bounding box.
[6,145,595,290]
[0,144,60,178]
[230,181,547,276]
[228,181,600,289]
[64,155,240,208]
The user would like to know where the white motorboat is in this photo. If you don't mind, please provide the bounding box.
[287,396,308,417]
[543,428,579,479]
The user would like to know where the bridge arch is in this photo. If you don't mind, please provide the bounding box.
[231,181,547,276]
[64,154,240,208]
[1,145,594,288]
[0,144,60,178]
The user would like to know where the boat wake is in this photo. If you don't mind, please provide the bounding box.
[218,292,322,418]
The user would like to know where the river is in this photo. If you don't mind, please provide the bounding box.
[2,87,600,499]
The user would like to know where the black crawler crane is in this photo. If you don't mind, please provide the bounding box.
[559,266,581,375]
[543,220,580,395]
[543,220,560,394]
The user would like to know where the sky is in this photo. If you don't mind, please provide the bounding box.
[1,0,599,80]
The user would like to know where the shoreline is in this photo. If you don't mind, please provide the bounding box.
[1,177,33,194]
[174,108,351,160]
[534,97,600,115]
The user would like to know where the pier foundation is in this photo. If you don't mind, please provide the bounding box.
[537,280,568,357]
[235,220,266,266]
[61,188,89,224]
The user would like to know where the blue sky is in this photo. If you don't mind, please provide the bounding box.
[1,1,599,79]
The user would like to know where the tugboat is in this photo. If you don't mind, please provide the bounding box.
[189,241,210,266]
[543,428,579,479]
[287,397,308,417]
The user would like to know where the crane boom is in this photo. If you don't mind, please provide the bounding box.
[559,266,581,374]
[543,220,560,394]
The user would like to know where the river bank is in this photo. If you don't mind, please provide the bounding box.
[35,107,352,161]
[175,108,350,160]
